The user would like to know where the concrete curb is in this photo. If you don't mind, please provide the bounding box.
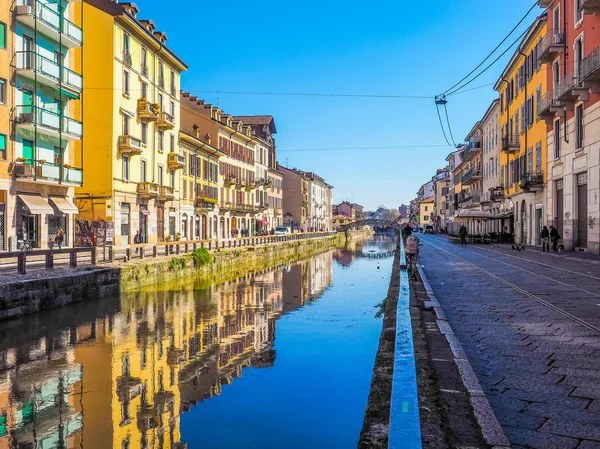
[417,264,511,449]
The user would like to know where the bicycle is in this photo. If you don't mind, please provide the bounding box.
[406,251,419,281]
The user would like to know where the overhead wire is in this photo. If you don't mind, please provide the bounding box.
[443,103,457,146]
[435,103,452,147]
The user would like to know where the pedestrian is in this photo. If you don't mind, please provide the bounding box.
[550,225,561,252]
[134,230,142,253]
[459,224,468,247]
[56,228,64,249]
[402,224,412,244]
[540,226,550,254]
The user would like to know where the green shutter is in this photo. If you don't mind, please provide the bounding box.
[22,140,33,163]
[0,135,5,151]
[0,22,5,49]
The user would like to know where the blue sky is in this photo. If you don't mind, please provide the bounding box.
[139,0,542,210]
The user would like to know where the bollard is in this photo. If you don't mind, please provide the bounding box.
[193,242,197,251]
[153,246,157,257]
[18,253,26,275]
[109,246,114,262]
[70,250,78,268]
[140,246,145,259]
[176,244,180,255]
[91,248,97,266]
[125,248,131,262]
[45,252,54,270]
[208,241,212,250]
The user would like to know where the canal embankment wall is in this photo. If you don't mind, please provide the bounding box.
[0,231,372,321]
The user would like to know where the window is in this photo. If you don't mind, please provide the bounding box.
[536,142,541,172]
[515,110,520,135]
[183,179,187,199]
[158,93,163,111]
[425,206,428,212]
[553,61,560,92]
[521,104,526,132]
[554,120,561,159]
[527,147,533,173]
[575,0,583,24]
[158,165,163,185]
[170,100,175,117]
[123,155,130,180]
[424,216,429,221]
[170,134,175,153]
[0,134,5,159]
[536,87,541,116]
[123,70,130,96]
[123,114,130,135]
[0,22,5,49]
[575,36,583,76]
[141,47,148,76]
[0,78,5,105]
[576,104,584,149]
[158,61,164,87]
[141,160,147,182]
[123,33,130,52]
[170,70,175,93]
[158,130,164,152]
[141,122,147,143]
[170,169,175,188]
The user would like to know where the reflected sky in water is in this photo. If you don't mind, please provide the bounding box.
[0,236,396,449]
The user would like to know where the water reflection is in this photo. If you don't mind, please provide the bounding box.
[333,235,397,267]
[0,252,336,449]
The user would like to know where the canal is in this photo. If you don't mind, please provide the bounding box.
[0,236,395,449]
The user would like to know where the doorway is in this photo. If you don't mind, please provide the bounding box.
[139,205,148,243]
[157,206,165,242]
[536,207,542,246]
[521,200,527,245]
[201,215,207,240]
[577,173,588,248]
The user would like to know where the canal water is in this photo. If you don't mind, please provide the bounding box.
[0,236,395,449]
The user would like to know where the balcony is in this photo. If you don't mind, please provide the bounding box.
[15,51,82,96]
[116,375,143,402]
[462,169,482,186]
[137,182,159,198]
[14,161,83,186]
[501,134,519,153]
[538,30,565,64]
[490,187,505,201]
[274,208,282,216]
[158,185,175,202]
[581,0,600,14]
[195,197,217,210]
[556,71,589,106]
[537,0,553,6]
[462,139,482,162]
[221,201,235,211]
[520,172,544,192]
[236,204,257,213]
[458,190,481,206]
[122,50,132,67]
[167,152,185,169]
[157,111,175,130]
[15,1,82,48]
[581,45,600,91]
[224,175,237,187]
[137,98,160,121]
[537,90,563,123]
[118,135,145,155]
[15,106,82,141]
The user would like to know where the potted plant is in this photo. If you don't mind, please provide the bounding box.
[16,157,28,163]
[175,232,181,241]
[38,159,47,165]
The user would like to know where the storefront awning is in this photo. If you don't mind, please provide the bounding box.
[141,210,151,216]
[454,210,494,219]
[495,211,515,219]
[49,196,79,214]
[58,88,80,100]
[18,194,54,215]
[258,219,268,225]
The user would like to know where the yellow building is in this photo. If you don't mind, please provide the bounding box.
[75,1,187,245]
[178,130,223,240]
[419,197,434,227]
[180,95,258,238]
[495,14,548,246]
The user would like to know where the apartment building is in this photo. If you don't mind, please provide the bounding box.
[6,0,84,250]
[180,95,258,238]
[496,14,548,246]
[279,165,308,231]
[537,0,600,252]
[178,129,223,240]
[306,172,332,231]
[75,0,187,245]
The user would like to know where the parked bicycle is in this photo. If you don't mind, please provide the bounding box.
[405,235,421,281]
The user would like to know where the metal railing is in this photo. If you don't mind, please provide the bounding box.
[14,160,83,185]
[520,171,544,188]
[501,134,519,151]
[581,45,600,81]
[16,0,83,45]
[15,105,83,139]
[538,29,565,61]
[538,90,560,116]
[122,50,132,66]
[15,51,83,92]
[462,169,481,184]
[0,247,96,275]
[556,70,581,99]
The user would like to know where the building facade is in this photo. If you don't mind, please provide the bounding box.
[537,0,600,252]
[419,197,434,228]
[496,14,548,246]
[5,0,85,250]
[75,1,187,245]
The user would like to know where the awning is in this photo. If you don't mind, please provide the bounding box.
[18,194,54,215]
[49,196,79,214]
[257,219,268,225]
[454,210,494,219]
[141,210,151,216]
[120,107,135,117]
[58,88,80,100]
[495,211,515,219]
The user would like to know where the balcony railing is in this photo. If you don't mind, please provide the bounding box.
[137,182,159,197]
[158,75,165,89]
[15,106,82,140]
[141,63,149,78]
[157,111,175,130]
[501,134,519,152]
[137,99,160,121]
[15,51,83,94]
[556,70,587,103]
[167,152,185,169]
[490,188,505,201]
[170,85,177,96]
[462,140,482,161]
[15,0,82,48]
[14,160,82,185]
[581,45,600,82]
[118,135,145,155]
[159,186,175,201]
[537,90,561,119]
[195,197,217,210]
[538,30,566,64]
[520,172,544,190]
[459,190,481,204]
[462,169,482,185]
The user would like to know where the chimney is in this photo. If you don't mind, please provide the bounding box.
[205,133,212,145]
[193,124,199,138]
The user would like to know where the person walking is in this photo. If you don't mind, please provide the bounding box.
[540,226,550,254]
[56,228,64,249]
[550,225,561,252]
[459,224,468,247]
[134,230,142,253]
[402,224,412,245]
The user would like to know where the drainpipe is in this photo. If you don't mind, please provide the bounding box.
[501,77,510,193]
[518,49,528,177]
[562,2,569,144]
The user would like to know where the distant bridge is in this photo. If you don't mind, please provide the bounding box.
[341,218,402,231]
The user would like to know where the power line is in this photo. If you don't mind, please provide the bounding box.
[278,144,449,152]
[439,0,539,97]
[446,82,496,96]
[434,99,452,147]
[443,103,457,146]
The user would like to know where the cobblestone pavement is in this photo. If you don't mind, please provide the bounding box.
[418,234,600,449]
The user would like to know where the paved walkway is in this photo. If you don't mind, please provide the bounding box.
[418,235,600,449]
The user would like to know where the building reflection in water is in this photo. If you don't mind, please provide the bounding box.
[333,235,396,268]
[0,252,333,449]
